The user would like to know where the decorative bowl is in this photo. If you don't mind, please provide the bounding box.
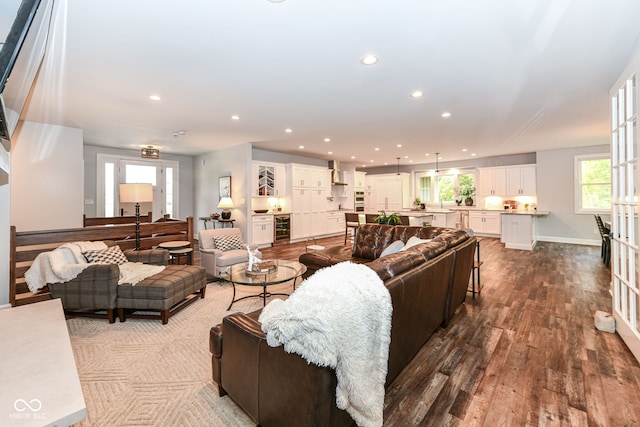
[253,209,269,214]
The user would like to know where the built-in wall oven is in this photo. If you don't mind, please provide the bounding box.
[273,214,291,245]
[354,191,365,212]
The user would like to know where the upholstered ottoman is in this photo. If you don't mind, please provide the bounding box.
[117,265,207,324]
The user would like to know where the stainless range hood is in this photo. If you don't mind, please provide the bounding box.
[328,160,348,185]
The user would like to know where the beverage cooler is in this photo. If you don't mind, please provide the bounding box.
[273,214,291,245]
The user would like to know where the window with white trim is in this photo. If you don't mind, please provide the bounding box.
[575,154,611,213]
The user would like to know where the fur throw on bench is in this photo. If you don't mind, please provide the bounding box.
[259,261,392,427]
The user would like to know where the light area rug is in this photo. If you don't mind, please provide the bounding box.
[66,280,295,426]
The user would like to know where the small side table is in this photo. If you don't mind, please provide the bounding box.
[216,219,235,228]
[158,241,192,265]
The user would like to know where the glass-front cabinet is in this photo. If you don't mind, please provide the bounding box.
[252,162,285,197]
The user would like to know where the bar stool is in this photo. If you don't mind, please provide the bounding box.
[345,212,360,244]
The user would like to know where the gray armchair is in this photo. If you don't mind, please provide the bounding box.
[198,228,262,280]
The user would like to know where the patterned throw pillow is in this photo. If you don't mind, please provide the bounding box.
[213,234,244,252]
[84,245,129,265]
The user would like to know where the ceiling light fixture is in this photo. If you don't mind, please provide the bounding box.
[462,148,468,152]
[441,112,451,118]
[351,156,356,159]
[299,145,304,149]
[397,144,402,148]
[410,91,423,99]
[324,138,331,142]
[374,147,380,151]
[328,151,333,155]
[148,95,161,101]
[231,115,240,120]
[141,146,159,159]
[361,54,378,65]
[172,130,187,137]
[396,157,400,175]
[285,128,292,133]
[435,152,440,175]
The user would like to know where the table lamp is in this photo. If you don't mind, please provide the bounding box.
[217,197,234,220]
[119,183,153,249]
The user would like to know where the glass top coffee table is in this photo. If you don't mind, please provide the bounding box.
[219,259,307,310]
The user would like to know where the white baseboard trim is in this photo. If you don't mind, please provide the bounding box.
[537,235,600,246]
[0,303,12,310]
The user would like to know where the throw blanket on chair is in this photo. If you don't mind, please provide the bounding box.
[259,261,392,427]
[25,241,107,292]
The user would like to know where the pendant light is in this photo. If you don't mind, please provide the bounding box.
[435,152,440,175]
[396,157,400,175]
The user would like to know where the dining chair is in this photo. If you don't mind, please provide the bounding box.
[344,212,360,244]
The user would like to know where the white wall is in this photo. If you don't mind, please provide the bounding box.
[11,121,84,231]
[536,144,610,245]
[195,143,252,241]
[0,166,10,307]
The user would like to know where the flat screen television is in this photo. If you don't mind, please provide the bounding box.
[0,0,55,152]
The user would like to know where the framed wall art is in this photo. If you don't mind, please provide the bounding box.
[219,176,231,199]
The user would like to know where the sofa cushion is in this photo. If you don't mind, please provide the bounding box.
[214,234,244,252]
[84,245,128,265]
[380,240,405,257]
[217,249,251,267]
[352,224,395,260]
[366,251,425,282]
[401,236,432,251]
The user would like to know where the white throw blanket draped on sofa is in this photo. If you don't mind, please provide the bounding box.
[259,261,392,427]
[25,241,107,292]
[25,242,165,292]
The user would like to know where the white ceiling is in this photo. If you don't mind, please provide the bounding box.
[23,0,640,167]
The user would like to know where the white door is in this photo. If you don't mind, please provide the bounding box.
[611,62,640,362]
[119,161,162,218]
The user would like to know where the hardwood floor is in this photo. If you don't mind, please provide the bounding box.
[196,234,640,426]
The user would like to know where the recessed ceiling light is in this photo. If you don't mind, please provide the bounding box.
[149,95,161,101]
[397,144,402,148]
[462,148,468,152]
[409,160,413,163]
[404,155,408,159]
[324,138,331,142]
[362,164,366,167]
[425,153,430,156]
[384,162,388,165]
[471,153,477,157]
[361,54,378,65]
[285,128,292,133]
[441,112,451,118]
[370,160,374,163]
[231,115,240,120]
[351,156,356,159]
[328,151,333,155]
[299,145,304,149]
[374,148,380,151]
[410,91,423,99]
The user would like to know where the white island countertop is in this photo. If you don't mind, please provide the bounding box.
[0,299,86,427]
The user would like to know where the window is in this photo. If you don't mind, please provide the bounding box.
[575,154,611,213]
[415,169,475,205]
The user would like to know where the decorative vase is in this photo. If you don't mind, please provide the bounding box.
[465,197,474,206]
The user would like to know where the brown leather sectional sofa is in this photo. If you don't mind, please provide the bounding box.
[209,224,476,426]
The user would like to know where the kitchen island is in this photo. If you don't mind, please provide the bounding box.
[500,210,550,250]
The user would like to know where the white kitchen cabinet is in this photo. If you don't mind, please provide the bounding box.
[469,211,501,235]
[477,168,507,197]
[252,215,274,246]
[354,171,367,189]
[506,165,536,196]
[252,162,286,197]
[431,212,457,228]
[310,188,328,236]
[371,174,410,212]
[291,188,312,239]
[326,211,346,234]
[501,213,536,250]
[288,164,329,189]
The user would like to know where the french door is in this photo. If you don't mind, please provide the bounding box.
[97,154,178,220]
[611,60,640,362]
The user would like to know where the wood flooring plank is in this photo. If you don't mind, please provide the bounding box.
[207,235,640,426]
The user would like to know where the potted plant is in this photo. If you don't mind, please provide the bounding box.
[460,186,476,206]
[413,197,422,210]
[374,210,401,225]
